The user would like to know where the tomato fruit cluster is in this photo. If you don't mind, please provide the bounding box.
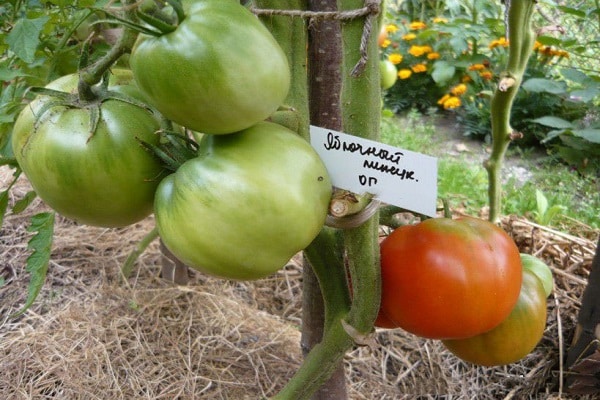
[12,70,165,228]
[376,217,551,366]
[376,217,523,340]
[130,0,291,135]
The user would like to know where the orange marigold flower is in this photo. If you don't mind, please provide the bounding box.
[388,53,403,65]
[411,63,427,73]
[450,83,468,96]
[398,69,412,79]
[433,17,448,24]
[427,52,440,60]
[489,37,509,49]
[402,33,417,41]
[408,45,431,57]
[461,75,472,83]
[468,63,486,71]
[380,39,392,48]
[533,41,543,51]
[479,70,493,80]
[409,21,427,30]
[441,95,461,109]
[437,94,451,105]
[386,24,399,33]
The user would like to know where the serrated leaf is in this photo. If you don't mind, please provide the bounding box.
[532,116,574,129]
[572,128,600,144]
[12,191,37,214]
[522,78,567,94]
[6,16,50,63]
[431,61,456,85]
[10,212,55,318]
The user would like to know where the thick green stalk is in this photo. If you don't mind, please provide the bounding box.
[340,0,382,333]
[485,0,535,222]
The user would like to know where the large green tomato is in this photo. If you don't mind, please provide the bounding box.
[154,121,332,280]
[521,253,553,297]
[129,0,290,134]
[12,70,165,227]
[380,60,398,90]
[442,269,548,366]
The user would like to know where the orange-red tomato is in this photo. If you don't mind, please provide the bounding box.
[378,27,388,47]
[376,217,522,340]
[442,269,548,366]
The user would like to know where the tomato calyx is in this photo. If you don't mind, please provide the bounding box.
[135,0,185,35]
[137,129,199,172]
[28,72,154,140]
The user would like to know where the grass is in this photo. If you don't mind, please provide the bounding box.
[380,111,600,231]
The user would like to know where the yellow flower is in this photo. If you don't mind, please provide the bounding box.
[402,33,417,41]
[385,24,399,33]
[398,69,412,79]
[411,63,427,73]
[437,94,451,105]
[387,53,403,65]
[409,21,427,30]
[450,83,468,96]
[380,39,392,48]
[408,45,432,57]
[489,37,509,49]
[468,63,486,71]
[427,52,440,60]
[533,41,543,51]
[461,75,472,83]
[438,95,461,109]
[433,17,448,24]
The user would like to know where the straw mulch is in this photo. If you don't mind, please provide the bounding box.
[1,170,598,399]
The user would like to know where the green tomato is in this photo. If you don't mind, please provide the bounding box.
[129,0,290,134]
[521,253,553,297]
[442,269,548,366]
[154,121,332,280]
[380,60,398,90]
[12,70,165,227]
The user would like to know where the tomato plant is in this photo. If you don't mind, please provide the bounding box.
[129,0,290,134]
[11,69,165,228]
[442,268,548,366]
[376,217,523,339]
[154,121,332,280]
[380,60,398,90]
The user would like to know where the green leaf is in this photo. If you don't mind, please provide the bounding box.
[0,190,8,228]
[536,189,548,220]
[10,212,55,318]
[6,16,50,63]
[12,191,37,214]
[557,6,586,18]
[522,78,567,94]
[531,116,574,129]
[572,128,600,144]
[431,61,456,85]
[536,36,562,47]
[569,88,600,103]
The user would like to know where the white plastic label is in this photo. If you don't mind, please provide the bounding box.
[310,126,438,217]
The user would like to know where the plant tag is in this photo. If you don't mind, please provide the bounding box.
[310,126,438,217]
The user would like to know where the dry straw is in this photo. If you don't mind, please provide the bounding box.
[1,170,598,399]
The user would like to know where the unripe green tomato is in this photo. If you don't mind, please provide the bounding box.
[154,121,332,280]
[130,0,290,134]
[11,70,165,227]
[520,253,553,297]
[380,60,398,90]
[442,269,548,366]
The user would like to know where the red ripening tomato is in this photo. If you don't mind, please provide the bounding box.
[376,217,522,340]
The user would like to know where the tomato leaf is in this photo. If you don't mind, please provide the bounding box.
[10,212,55,318]
[6,16,50,63]
[12,190,37,214]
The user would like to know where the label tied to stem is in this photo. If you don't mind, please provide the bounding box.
[310,125,438,217]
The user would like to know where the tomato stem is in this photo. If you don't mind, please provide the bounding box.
[485,0,536,222]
